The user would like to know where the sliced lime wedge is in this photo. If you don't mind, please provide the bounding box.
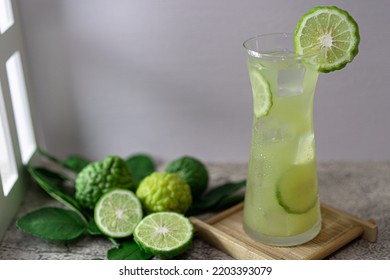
[276,164,319,214]
[295,6,360,72]
[94,189,143,238]
[248,70,273,118]
[133,212,193,259]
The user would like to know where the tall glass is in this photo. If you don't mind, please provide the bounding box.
[242,33,321,246]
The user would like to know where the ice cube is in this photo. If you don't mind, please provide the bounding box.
[254,118,292,143]
[294,134,315,164]
[277,67,306,96]
[262,128,283,142]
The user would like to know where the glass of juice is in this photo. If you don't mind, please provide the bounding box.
[242,33,322,246]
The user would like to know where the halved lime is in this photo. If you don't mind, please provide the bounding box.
[276,164,318,214]
[249,70,273,118]
[94,189,143,238]
[133,212,193,259]
[295,6,360,72]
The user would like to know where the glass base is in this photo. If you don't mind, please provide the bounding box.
[243,218,322,247]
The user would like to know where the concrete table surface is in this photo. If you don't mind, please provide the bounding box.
[0,161,389,260]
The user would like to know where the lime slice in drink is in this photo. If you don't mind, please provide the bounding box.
[295,6,360,73]
[94,189,143,238]
[134,212,194,259]
[249,70,273,118]
[276,164,318,214]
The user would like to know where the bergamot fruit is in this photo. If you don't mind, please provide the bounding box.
[134,212,194,259]
[294,6,360,73]
[165,156,209,199]
[94,189,142,238]
[136,172,192,214]
[75,156,134,209]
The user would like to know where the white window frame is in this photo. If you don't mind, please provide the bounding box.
[0,0,38,240]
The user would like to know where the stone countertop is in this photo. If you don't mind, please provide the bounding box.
[0,161,389,260]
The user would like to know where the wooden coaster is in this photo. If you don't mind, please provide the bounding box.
[190,202,377,260]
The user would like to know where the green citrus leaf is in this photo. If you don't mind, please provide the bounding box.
[28,166,87,222]
[186,180,246,215]
[36,148,89,173]
[107,240,153,260]
[125,154,155,186]
[16,207,87,241]
[214,194,245,211]
[63,155,90,173]
[87,218,102,235]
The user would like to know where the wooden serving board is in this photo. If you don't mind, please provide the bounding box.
[190,202,377,260]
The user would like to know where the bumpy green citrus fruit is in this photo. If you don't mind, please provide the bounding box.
[75,156,134,209]
[136,172,192,214]
[165,156,209,199]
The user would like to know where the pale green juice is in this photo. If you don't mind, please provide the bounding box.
[243,44,322,246]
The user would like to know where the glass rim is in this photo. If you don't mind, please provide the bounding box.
[243,33,320,60]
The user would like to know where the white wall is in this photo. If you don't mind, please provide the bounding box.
[17,0,390,162]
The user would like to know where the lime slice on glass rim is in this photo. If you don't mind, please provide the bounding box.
[134,212,194,259]
[295,6,360,73]
[276,164,319,214]
[94,189,143,238]
[249,70,273,118]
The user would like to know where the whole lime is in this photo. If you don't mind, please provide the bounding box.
[75,156,134,209]
[165,156,209,199]
[136,172,192,214]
